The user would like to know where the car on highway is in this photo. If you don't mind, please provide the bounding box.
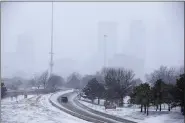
[61,96,68,103]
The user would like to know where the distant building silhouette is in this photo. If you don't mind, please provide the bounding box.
[128,20,146,60]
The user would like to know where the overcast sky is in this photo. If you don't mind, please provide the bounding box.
[1,2,184,80]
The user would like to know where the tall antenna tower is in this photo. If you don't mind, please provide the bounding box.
[104,35,107,68]
[49,2,54,76]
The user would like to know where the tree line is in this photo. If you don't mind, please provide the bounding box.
[82,67,140,105]
[130,75,184,115]
[2,65,184,116]
[82,66,184,115]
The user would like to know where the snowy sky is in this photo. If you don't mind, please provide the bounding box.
[1,2,184,80]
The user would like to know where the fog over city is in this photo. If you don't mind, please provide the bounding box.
[1,2,184,81]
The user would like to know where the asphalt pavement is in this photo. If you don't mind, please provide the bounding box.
[59,92,137,123]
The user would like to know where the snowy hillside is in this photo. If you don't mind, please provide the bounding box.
[79,100,184,123]
[1,92,90,123]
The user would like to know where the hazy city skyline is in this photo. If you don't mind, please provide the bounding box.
[1,2,184,81]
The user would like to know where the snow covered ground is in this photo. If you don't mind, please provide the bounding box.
[1,95,35,105]
[80,96,131,106]
[79,100,184,123]
[1,91,90,123]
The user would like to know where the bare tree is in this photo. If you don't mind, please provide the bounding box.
[81,75,94,88]
[66,72,81,89]
[145,66,179,111]
[145,66,176,85]
[14,80,23,90]
[38,71,49,89]
[118,68,135,105]
[94,72,104,84]
[33,75,41,89]
[132,78,143,86]
[29,78,36,88]
[179,66,184,74]
[175,66,184,78]
[47,75,64,90]
[102,67,135,106]
[165,67,176,84]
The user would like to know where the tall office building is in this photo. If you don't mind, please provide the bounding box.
[128,20,146,60]
[149,21,164,69]
[126,20,146,80]
[97,21,118,66]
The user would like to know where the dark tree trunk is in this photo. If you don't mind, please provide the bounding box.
[147,105,149,116]
[168,104,171,111]
[156,105,158,111]
[119,96,124,107]
[160,104,162,111]
[141,105,143,112]
[181,106,184,115]
[144,105,147,113]
[98,97,100,105]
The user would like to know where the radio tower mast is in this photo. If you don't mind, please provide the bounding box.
[104,34,107,68]
[49,2,54,76]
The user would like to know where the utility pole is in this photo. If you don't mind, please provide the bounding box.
[49,2,54,76]
[104,35,107,68]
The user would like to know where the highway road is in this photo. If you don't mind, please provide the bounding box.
[59,91,136,123]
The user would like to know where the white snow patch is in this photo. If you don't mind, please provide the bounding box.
[1,95,35,105]
[1,90,90,123]
[79,100,184,123]
[80,96,130,106]
[141,112,184,123]
[123,96,130,104]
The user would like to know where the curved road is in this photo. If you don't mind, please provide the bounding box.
[59,91,136,123]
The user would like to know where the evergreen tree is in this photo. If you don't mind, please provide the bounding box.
[175,74,184,115]
[153,79,166,111]
[1,82,7,98]
[83,78,105,103]
[163,84,175,111]
[130,83,151,115]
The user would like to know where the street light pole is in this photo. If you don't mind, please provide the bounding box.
[104,35,107,68]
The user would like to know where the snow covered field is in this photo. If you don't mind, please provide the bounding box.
[2,90,183,123]
[1,95,35,105]
[79,100,184,123]
[1,91,90,123]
